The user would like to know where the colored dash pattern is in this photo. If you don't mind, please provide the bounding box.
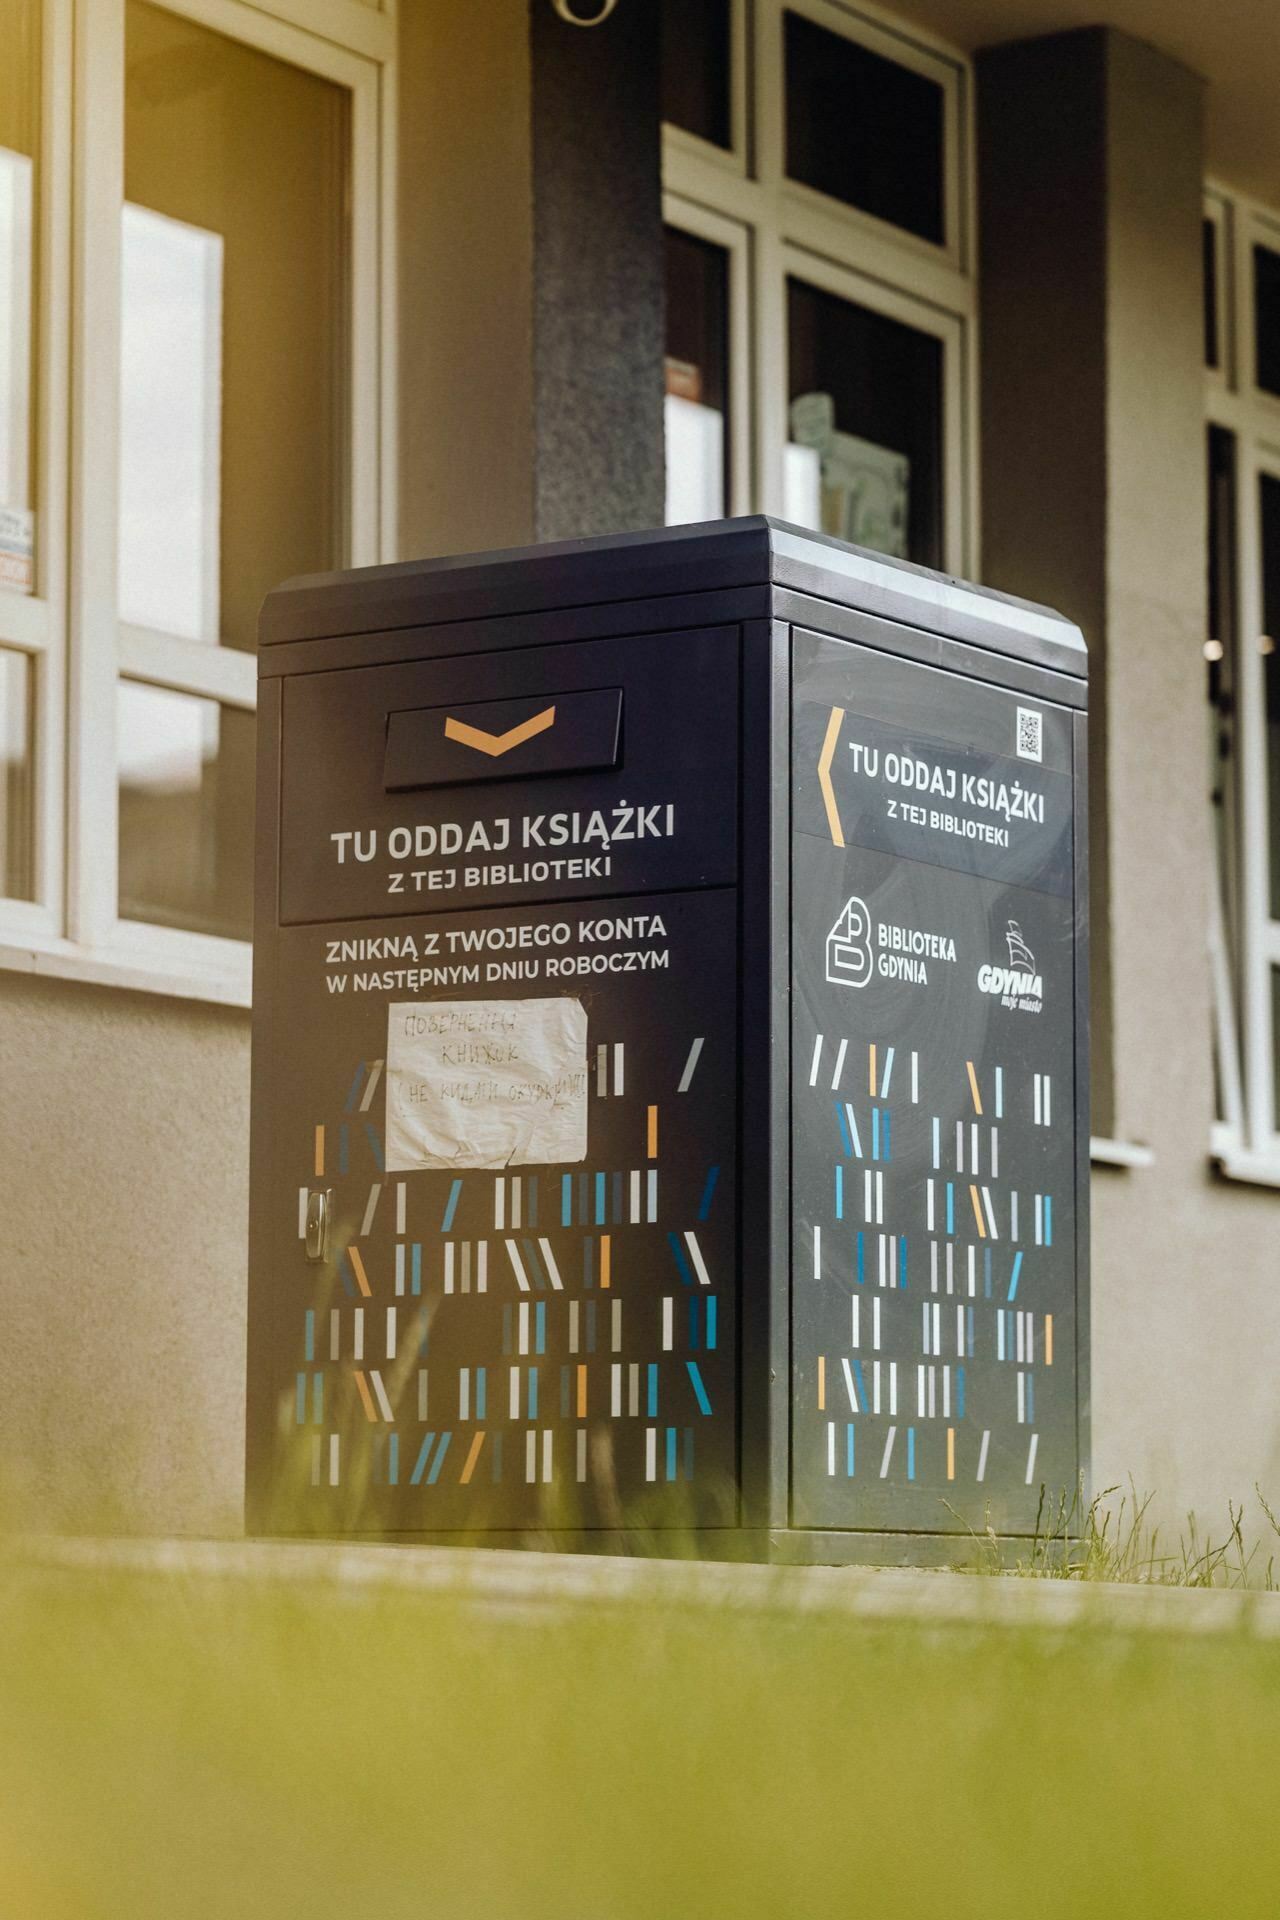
[291,1039,730,1512]
[807,1038,1064,1494]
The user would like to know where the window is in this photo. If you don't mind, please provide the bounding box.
[1204,188,1280,1177]
[662,0,974,572]
[0,0,393,1005]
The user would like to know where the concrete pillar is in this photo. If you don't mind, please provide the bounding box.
[398,0,664,560]
[979,30,1217,1511]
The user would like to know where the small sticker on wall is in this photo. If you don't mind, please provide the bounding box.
[385,997,589,1172]
[0,507,33,593]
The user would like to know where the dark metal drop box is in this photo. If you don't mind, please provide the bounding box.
[248,518,1089,1564]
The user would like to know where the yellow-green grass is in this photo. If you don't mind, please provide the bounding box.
[0,1551,1277,1918]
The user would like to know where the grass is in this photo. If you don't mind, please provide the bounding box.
[0,1541,1279,1918]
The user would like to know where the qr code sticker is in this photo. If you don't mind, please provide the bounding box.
[1016,707,1043,763]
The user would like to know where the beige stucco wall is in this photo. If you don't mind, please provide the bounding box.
[0,978,248,1534]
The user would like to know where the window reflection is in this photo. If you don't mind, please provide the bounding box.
[0,646,32,898]
[117,682,253,939]
[123,1,350,652]
[664,227,729,525]
[785,278,943,567]
[0,0,39,594]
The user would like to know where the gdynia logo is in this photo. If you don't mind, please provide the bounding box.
[977,920,1043,1012]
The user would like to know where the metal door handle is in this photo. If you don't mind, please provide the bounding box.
[305,1189,331,1263]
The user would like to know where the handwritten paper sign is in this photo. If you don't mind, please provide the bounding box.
[385,997,589,1172]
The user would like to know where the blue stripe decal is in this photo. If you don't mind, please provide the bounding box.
[705,1297,717,1349]
[342,1063,364,1112]
[562,1175,573,1227]
[594,1172,606,1225]
[411,1243,422,1296]
[1045,1196,1053,1247]
[946,1183,954,1235]
[668,1232,695,1288]
[535,1301,546,1354]
[853,1356,869,1410]
[907,1426,916,1481]
[1008,1251,1024,1302]
[835,1165,844,1220]
[847,1423,856,1477]
[304,1310,315,1363]
[856,1231,865,1286]
[899,1236,908,1290]
[527,1369,538,1420]
[698,1166,720,1220]
[686,1360,712,1416]
[872,1107,880,1161]
[648,1363,659,1418]
[441,1179,462,1233]
[835,1102,852,1157]
[666,1426,677,1482]
[410,1433,436,1486]
[476,1368,486,1420]
[387,1433,398,1486]
[426,1433,452,1486]
[523,1237,546,1290]
[338,1253,356,1299]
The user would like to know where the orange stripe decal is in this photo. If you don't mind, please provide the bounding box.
[460,1432,486,1484]
[947,1427,955,1480]
[818,1355,826,1411]
[577,1364,588,1419]
[600,1235,611,1290]
[966,1061,983,1115]
[817,705,846,847]
[348,1246,373,1297]
[969,1185,986,1238]
[444,706,556,758]
[352,1371,377,1422]
[868,1044,877,1098]
[647,1105,658,1159]
[314,1125,325,1178]
[1045,1315,1054,1366]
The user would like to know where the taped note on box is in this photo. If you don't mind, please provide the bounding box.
[385,998,588,1171]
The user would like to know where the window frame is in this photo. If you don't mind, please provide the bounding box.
[1205,181,1280,1181]
[662,0,977,576]
[0,0,395,1008]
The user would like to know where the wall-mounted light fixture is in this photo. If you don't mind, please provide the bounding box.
[551,0,619,23]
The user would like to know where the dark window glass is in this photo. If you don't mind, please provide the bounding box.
[1255,244,1280,397]
[1208,428,1239,1124]
[1204,219,1219,370]
[784,11,944,245]
[0,648,33,900]
[786,276,943,567]
[1262,472,1280,918]
[661,0,731,150]
[664,227,729,524]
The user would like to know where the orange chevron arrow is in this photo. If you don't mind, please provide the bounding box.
[443,705,557,757]
[817,705,845,847]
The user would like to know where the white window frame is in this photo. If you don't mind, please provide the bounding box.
[0,0,395,1008]
[662,0,977,574]
[1205,182,1280,1184]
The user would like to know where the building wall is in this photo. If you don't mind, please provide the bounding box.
[980,28,1280,1527]
[0,978,248,1534]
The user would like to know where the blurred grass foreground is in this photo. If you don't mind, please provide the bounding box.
[1,1537,1280,1918]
